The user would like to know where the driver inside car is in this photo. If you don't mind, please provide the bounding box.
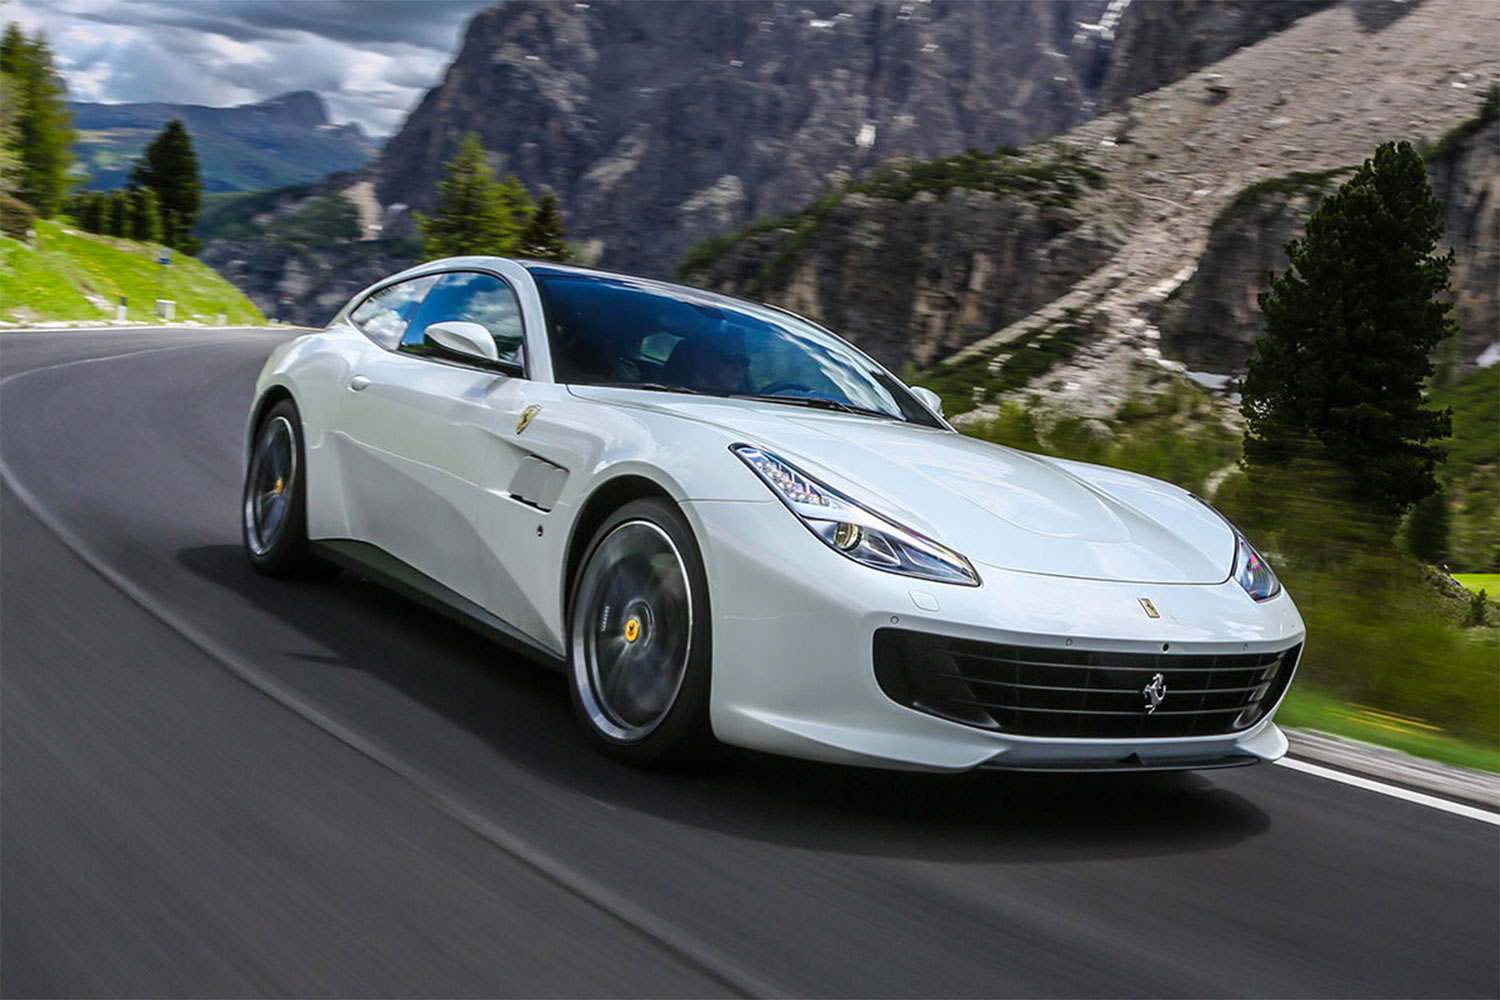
[662,325,753,394]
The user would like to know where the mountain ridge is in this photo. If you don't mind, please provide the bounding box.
[71,90,377,193]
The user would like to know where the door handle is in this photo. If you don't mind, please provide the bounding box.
[349,374,371,391]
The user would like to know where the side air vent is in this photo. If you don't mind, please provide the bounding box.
[508,455,568,511]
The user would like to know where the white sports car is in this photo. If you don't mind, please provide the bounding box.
[243,257,1305,771]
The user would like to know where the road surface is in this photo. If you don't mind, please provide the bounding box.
[3,328,1495,997]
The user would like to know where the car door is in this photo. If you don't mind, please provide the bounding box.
[334,269,537,604]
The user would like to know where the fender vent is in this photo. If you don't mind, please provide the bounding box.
[508,455,568,511]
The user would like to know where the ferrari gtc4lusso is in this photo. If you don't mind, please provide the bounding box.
[243,257,1304,770]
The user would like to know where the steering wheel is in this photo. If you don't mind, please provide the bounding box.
[757,379,817,395]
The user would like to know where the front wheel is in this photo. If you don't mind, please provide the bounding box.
[242,398,333,579]
[568,498,713,766]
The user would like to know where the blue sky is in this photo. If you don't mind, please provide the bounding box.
[7,0,494,137]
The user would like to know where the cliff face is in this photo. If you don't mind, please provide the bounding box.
[684,161,1120,372]
[1428,119,1499,367]
[1096,1,1335,113]
[375,0,1112,277]
[1157,119,1499,375]
[1153,176,1336,374]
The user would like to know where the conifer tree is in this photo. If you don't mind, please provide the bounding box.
[0,24,75,216]
[1242,141,1455,515]
[520,191,571,261]
[497,171,533,245]
[1404,486,1451,565]
[131,119,201,252]
[131,187,163,243]
[107,188,131,237]
[84,190,108,232]
[417,132,518,258]
[0,64,22,198]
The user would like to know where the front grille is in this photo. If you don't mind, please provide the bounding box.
[874,629,1300,739]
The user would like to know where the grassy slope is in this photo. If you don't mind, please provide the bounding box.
[0,219,264,325]
[1432,364,1499,572]
[1277,687,1499,773]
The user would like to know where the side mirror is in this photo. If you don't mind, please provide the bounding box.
[910,386,944,417]
[425,320,500,363]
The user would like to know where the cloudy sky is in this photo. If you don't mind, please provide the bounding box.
[6,0,495,138]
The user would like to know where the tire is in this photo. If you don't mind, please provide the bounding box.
[568,497,714,766]
[242,399,335,579]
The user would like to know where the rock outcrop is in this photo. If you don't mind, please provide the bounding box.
[1096,1,1335,113]
[375,0,1115,277]
[1157,116,1499,375]
[198,238,416,326]
[683,153,1120,372]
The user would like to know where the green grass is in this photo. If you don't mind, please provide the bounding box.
[1278,686,1500,774]
[1431,364,1499,572]
[0,218,264,325]
[1454,574,1500,595]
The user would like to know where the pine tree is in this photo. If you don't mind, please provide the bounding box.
[83,190,107,232]
[0,24,76,216]
[130,187,163,243]
[1403,486,1451,565]
[1242,141,1455,515]
[497,171,533,246]
[417,132,520,258]
[0,65,23,198]
[130,119,201,252]
[520,191,572,261]
[107,189,131,237]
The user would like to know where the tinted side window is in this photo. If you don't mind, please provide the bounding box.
[349,275,438,350]
[401,272,525,366]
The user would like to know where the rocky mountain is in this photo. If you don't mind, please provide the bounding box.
[1095,0,1335,114]
[72,91,376,193]
[206,0,1350,326]
[376,0,1116,277]
[682,0,1498,419]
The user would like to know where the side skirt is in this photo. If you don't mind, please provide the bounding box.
[310,539,568,673]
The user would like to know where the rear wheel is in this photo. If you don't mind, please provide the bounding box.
[568,497,713,766]
[242,399,333,579]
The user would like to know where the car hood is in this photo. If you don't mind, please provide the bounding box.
[570,390,1237,584]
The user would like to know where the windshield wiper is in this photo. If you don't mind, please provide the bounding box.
[731,393,901,420]
[592,381,705,395]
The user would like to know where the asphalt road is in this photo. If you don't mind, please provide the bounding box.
[3,327,1496,998]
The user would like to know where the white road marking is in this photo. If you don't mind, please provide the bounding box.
[1277,757,1500,826]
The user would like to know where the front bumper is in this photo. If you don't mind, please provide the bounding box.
[682,499,1305,772]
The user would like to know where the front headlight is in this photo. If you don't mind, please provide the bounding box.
[1232,532,1281,601]
[731,444,979,586]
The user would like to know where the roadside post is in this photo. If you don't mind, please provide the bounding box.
[116,296,127,322]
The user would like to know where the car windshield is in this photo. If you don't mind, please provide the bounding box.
[531,268,940,425]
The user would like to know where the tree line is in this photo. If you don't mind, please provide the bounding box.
[67,119,203,253]
[1,22,201,251]
[0,23,73,233]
